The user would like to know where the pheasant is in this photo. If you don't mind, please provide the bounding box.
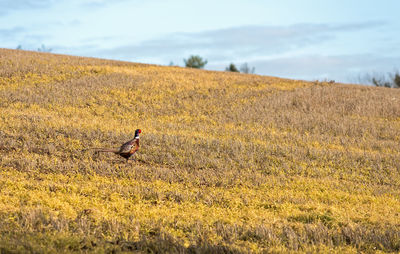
[91,129,141,162]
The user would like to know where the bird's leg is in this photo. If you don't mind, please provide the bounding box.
[126,156,136,163]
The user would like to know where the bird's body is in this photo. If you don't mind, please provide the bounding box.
[90,129,141,162]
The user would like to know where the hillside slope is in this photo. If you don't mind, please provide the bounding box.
[0,48,399,253]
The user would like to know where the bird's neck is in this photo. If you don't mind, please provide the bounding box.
[129,135,139,143]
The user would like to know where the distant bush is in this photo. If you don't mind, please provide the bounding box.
[184,55,207,69]
[225,63,239,72]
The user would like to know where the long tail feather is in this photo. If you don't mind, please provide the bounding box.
[84,147,119,153]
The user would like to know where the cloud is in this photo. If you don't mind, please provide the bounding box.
[91,22,384,63]
[0,0,130,16]
[0,0,55,16]
[0,26,25,38]
[0,26,50,49]
[0,27,28,43]
[79,0,133,10]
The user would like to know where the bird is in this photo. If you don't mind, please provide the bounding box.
[89,129,141,162]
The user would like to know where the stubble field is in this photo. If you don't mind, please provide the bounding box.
[0,48,399,253]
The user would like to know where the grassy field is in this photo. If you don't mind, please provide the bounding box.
[0,48,399,253]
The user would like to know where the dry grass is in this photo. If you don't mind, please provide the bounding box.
[0,48,399,253]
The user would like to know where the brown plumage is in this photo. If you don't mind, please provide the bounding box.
[90,129,141,162]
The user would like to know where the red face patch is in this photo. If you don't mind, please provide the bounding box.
[138,129,142,133]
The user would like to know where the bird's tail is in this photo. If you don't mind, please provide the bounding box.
[83,147,119,153]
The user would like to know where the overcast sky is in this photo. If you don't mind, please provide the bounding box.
[1,0,399,82]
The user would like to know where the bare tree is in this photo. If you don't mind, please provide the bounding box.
[38,44,52,53]
[240,63,255,74]
[359,71,399,88]
[393,73,400,88]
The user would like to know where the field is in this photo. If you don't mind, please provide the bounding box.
[0,48,399,253]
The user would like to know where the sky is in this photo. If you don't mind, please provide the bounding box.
[1,0,399,83]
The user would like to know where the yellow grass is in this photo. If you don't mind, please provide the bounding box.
[0,48,399,253]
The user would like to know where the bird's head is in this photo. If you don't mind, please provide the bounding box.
[134,129,141,138]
